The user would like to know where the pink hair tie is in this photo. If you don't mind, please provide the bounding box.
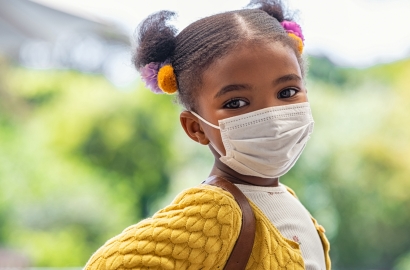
[280,20,304,43]
[140,60,177,94]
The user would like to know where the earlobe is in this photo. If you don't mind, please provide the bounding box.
[180,111,210,145]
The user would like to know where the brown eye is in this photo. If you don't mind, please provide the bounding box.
[278,88,298,99]
[224,99,248,109]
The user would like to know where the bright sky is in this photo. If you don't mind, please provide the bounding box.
[33,0,410,67]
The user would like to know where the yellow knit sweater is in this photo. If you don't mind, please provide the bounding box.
[85,184,331,270]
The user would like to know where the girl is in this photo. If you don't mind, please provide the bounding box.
[85,0,331,269]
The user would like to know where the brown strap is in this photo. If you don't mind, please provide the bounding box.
[203,176,255,270]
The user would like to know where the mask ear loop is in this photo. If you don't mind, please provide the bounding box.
[189,111,224,156]
[190,111,221,129]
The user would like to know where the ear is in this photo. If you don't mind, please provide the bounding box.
[180,111,210,145]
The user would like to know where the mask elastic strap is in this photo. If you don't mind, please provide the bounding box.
[209,141,224,157]
[190,111,224,156]
[190,111,220,130]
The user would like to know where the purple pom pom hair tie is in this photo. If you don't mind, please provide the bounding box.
[280,20,304,43]
[139,61,169,94]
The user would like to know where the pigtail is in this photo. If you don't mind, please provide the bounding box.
[248,0,304,55]
[133,11,179,94]
[247,0,290,22]
[133,10,177,69]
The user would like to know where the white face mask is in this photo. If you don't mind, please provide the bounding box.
[191,102,314,178]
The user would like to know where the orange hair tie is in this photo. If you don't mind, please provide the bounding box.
[288,33,304,54]
[157,65,178,94]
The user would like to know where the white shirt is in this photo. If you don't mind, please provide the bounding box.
[235,184,326,270]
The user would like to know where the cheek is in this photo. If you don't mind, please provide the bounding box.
[203,125,226,156]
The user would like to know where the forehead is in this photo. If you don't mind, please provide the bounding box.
[197,41,301,100]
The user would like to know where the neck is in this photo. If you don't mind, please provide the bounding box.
[208,145,280,187]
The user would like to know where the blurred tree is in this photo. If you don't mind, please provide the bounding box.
[0,60,179,265]
[307,55,359,87]
[72,86,179,218]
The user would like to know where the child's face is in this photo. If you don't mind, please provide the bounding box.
[182,41,307,156]
[197,42,307,156]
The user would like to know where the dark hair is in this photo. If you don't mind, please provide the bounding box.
[133,0,305,111]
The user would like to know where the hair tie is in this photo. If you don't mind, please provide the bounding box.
[140,61,178,94]
[280,20,304,53]
[157,65,177,94]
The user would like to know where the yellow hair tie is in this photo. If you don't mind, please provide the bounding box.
[288,33,304,54]
[158,65,178,94]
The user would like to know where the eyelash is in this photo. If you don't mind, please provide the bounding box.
[277,88,299,99]
[223,88,300,109]
[223,98,249,109]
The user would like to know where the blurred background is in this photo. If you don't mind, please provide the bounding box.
[0,0,409,269]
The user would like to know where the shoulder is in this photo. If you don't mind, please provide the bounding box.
[280,184,332,269]
[162,184,240,215]
[281,184,299,199]
[84,184,241,270]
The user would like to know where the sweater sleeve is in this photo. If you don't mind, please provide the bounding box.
[84,185,242,270]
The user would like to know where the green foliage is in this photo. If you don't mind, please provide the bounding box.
[307,55,360,87]
[395,251,410,270]
[0,62,179,266]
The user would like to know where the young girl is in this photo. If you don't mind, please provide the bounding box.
[85,0,331,269]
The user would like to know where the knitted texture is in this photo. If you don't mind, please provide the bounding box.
[85,184,330,270]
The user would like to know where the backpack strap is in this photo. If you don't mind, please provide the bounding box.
[203,175,256,270]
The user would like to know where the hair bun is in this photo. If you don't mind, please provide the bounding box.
[247,0,286,22]
[134,10,178,69]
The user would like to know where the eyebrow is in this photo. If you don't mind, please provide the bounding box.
[214,84,252,99]
[273,74,302,86]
